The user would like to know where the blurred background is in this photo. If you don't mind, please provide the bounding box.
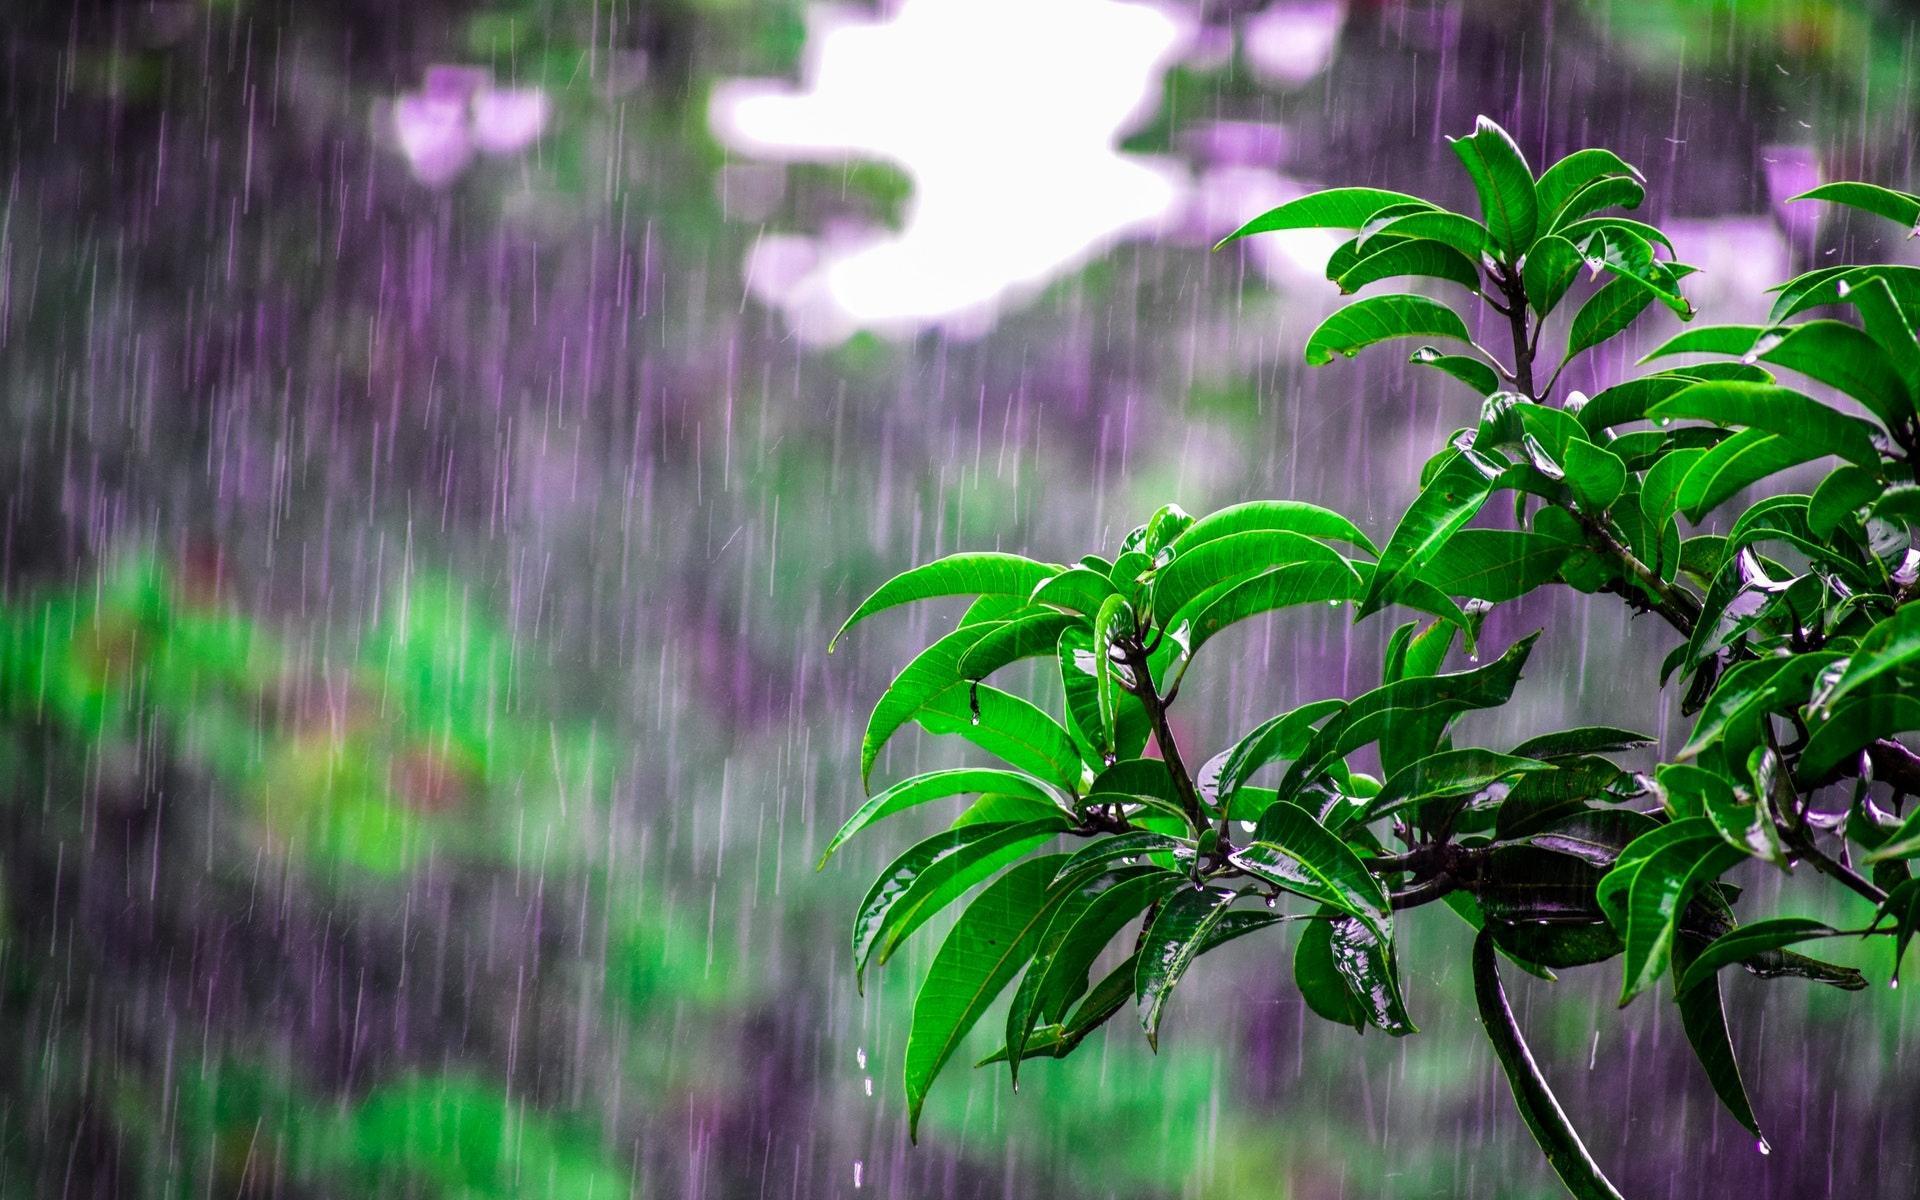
[1,0,1917,1196]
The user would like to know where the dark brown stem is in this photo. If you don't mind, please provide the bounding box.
[1792,835,1889,907]
[1119,637,1207,838]
[1496,267,1538,401]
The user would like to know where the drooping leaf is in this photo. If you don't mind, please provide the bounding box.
[1676,918,1854,993]
[852,819,1068,986]
[1302,294,1474,367]
[1360,748,1552,823]
[1359,452,1493,617]
[954,611,1082,680]
[1410,345,1502,395]
[1472,931,1627,1200]
[1650,381,1881,469]
[1535,148,1643,227]
[1172,499,1379,557]
[1215,188,1435,247]
[1228,804,1391,943]
[834,554,1060,650]
[1295,914,1366,1030]
[1671,934,1765,1140]
[1149,530,1349,627]
[1509,727,1654,759]
[1135,884,1241,1047]
[1604,820,1746,1004]
[863,624,1010,784]
[1675,429,1825,521]
[1790,181,1920,232]
[1450,115,1537,258]
[1091,595,1136,757]
[1418,528,1576,602]
[1323,911,1417,1035]
[820,768,1066,868]
[1335,238,1481,294]
[1820,605,1920,713]
[904,855,1075,1138]
[1004,866,1177,1080]
[914,684,1084,791]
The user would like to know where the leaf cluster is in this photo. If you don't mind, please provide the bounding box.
[828,120,1920,1193]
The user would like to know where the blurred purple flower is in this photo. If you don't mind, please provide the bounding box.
[392,66,550,186]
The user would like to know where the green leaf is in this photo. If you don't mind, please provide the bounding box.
[1803,694,1920,802]
[819,768,1065,868]
[1228,804,1392,943]
[1449,115,1537,258]
[954,612,1082,680]
[833,553,1060,650]
[1522,234,1586,316]
[914,684,1083,791]
[1052,830,1192,881]
[1546,175,1645,228]
[1563,439,1627,511]
[1004,866,1177,1079]
[1605,820,1746,1004]
[1808,464,1883,538]
[1214,187,1435,247]
[852,819,1068,986]
[1874,880,1920,981]
[1676,429,1824,521]
[1418,528,1575,602]
[1678,652,1843,761]
[1640,324,1768,360]
[1149,530,1349,628]
[1360,748,1552,823]
[863,624,1008,784]
[1677,917,1853,993]
[1277,634,1540,809]
[1671,934,1765,1140]
[1508,727,1653,759]
[1174,499,1378,557]
[1335,238,1480,294]
[1411,346,1502,395]
[1535,148,1642,226]
[904,854,1075,1138]
[1472,931,1627,1200]
[1212,699,1349,810]
[1091,595,1135,757]
[1152,560,1365,691]
[1059,626,1147,766]
[1303,294,1473,367]
[1822,605,1920,712]
[1295,915,1366,1030]
[1576,225,1691,316]
[1838,274,1920,395]
[1749,320,1912,431]
[1789,181,1920,232]
[1768,263,1920,323]
[1323,912,1417,1034]
[1564,275,1656,361]
[1029,565,1118,617]
[1360,209,1491,260]
[1135,884,1241,1047]
[1359,452,1493,617]
[1650,381,1880,469]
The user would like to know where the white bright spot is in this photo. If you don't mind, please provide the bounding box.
[712,0,1195,343]
[391,65,550,187]
[1242,0,1346,90]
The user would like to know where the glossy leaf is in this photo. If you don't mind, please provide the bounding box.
[1411,346,1502,395]
[1136,884,1240,1047]
[1361,748,1552,823]
[1535,148,1642,225]
[903,854,1076,1137]
[1359,451,1492,617]
[1149,530,1349,626]
[1171,499,1377,557]
[834,554,1060,650]
[1649,381,1880,469]
[1303,293,1474,367]
[1216,187,1434,247]
[914,684,1083,791]
[1419,529,1575,602]
[1228,804,1391,943]
[1523,233,1586,316]
[1335,238,1480,294]
[820,768,1065,868]
[1790,181,1920,232]
[1450,115,1537,257]
[1564,276,1655,362]
[1821,605,1920,713]
[1671,934,1764,1140]
[1677,918,1853,993]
